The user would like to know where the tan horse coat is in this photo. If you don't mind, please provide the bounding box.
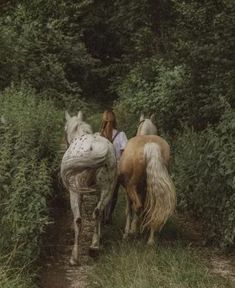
[119,135,170,209]
[119,134,176,243]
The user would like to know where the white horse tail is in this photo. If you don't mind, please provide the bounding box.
[141,143,176,231]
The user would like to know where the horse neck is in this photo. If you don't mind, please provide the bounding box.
[77,125,93,138]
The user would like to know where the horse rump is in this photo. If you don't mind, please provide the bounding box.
[61,136,109,192]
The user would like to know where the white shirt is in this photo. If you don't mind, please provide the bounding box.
[112,129,128,160]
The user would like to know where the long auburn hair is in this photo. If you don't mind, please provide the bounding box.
[100,110,117,142]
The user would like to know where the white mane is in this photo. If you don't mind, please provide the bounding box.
[65,111,93,144]
[137,114,157,135]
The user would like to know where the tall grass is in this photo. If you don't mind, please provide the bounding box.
[0,264,36,288]
[0,84,63,287]
[90,192,233,288]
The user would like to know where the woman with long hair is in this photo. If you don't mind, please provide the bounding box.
[100,110,128,222]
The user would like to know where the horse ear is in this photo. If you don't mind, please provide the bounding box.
[150,114,156,123]
[140,113,145,122]
[77,111,83,121]
[65,111,71,121]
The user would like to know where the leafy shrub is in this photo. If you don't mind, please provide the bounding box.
[0,84,63,285]
[0,1,96,108]
[0,265,35,288]
[113,101,139,138]
[173,106,235,247]
[115,55,232,136]
[115,59,194,135]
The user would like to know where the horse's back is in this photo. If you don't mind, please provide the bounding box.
[119,135,170,185]
[122,135,170,162]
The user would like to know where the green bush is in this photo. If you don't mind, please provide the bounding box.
[115,59,191,135]
[0,1,96,108]
[174,106,235,247]
[0,84,63,286]
[113,102,139,138]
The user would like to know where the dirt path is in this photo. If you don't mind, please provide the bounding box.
[210,254,235,281]
[174,213,235,283]
[39,199,234,288]
[39,194,98,288]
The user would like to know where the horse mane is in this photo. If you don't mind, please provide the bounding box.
[137,118,157,135]
[79,121,93,135]
[65,114,93,146]
[70,117,93,135]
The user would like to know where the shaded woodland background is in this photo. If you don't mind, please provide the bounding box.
[0,1,234,287]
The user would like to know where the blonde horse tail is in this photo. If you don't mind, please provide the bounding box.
[141,143,176,232]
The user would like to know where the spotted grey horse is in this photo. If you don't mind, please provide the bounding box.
[61,111,117,265]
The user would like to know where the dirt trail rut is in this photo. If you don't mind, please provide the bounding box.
[39,193,98,288]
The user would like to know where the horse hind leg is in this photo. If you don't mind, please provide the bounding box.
[89,187,109,256]
[127,183,142,211]
[69,190,82,266]
[130,211,139,236]
[103,181,120,224]
[123,195,132,240]
[147,227,155,246]
[125,184,141,236]
[147,222,164,246]
[93,164,117,218]
[89,217,101,257]
[90,167,116,254]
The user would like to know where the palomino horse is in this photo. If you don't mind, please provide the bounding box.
[119,114,176,245]
[61,111,117,265]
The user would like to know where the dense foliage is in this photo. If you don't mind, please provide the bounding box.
[112,0,234,247]
[0,1,234,286]
[0,1,98,109]
[0,85,62,286]
[1,1,234,115]
[115,59,190,135]
[174,106,235,247]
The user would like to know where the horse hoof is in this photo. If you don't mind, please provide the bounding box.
[89,246,100,258]
[129,230,137,236]
[69,257,80,266]
[147,240,155,246]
